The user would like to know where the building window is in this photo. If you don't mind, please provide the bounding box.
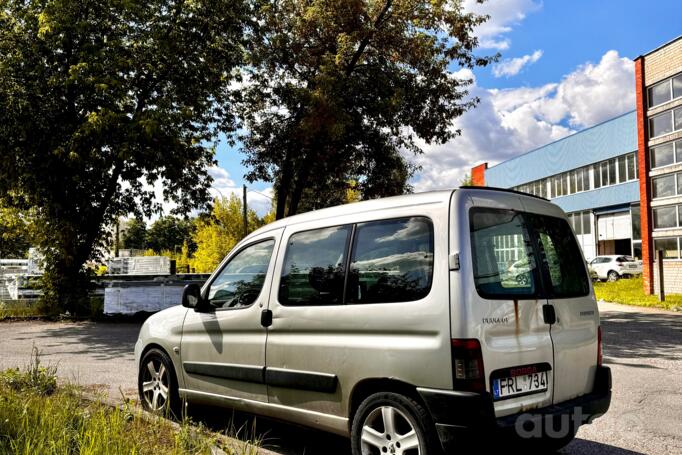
[653,237,680,260]
[626,153,637,179]
[648,73,682,108]
[651,141,676,168]
[568,210,591,236]
[653,205,679,229]
[618,156,627,183]
[631,204,641,240]
[649,79,672,107]
[513,153,634,200]
[674,74,682,99]
[582,211,591,234]
[651,173,678,199]
[650,110,673,138]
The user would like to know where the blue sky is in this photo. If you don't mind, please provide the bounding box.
[209,0,682,214]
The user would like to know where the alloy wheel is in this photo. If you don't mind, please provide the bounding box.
[361,405,420,455]
[140,358,170,411]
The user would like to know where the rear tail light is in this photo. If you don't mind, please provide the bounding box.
[451,339,486,393]
[597,326,603,366]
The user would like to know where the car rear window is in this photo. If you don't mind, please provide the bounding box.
[469,208,538,299]
[470,208,589,299]
[526,214,590,298]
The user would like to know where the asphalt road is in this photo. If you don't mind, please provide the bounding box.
[0,301,680,454]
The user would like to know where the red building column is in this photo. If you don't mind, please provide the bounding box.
[634,57,654,295]
[471,163,488,186]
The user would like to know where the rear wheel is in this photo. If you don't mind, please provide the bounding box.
[351,392,441,455]
[138,348,181,418]
[607,270,619,282]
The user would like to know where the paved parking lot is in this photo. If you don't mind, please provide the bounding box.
[0,301,680,454]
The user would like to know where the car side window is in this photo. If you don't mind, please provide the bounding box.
[279,225,351,306]
[346,217,434,304]
[207,240,275,310]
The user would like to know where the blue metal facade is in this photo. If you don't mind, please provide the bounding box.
[484,110,639,213]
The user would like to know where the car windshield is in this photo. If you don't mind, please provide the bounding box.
[470,208,590,299]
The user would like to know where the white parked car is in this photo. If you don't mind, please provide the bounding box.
[589,255,642,281]
[135,187,611,454]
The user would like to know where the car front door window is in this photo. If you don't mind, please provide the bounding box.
[207,240,275,309]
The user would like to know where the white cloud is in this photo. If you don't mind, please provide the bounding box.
[492,50,543,77]
[208,165,236,189]
[208,166,273,216]
[412,50,635,191]
[464,0,542,50]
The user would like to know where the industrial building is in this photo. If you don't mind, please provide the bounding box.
[471,35,682,294]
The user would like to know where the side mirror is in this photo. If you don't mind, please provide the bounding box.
[182,284,206,310]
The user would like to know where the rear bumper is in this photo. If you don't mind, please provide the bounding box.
[417,366,612,451]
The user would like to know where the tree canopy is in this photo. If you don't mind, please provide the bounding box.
[239,0,494,218]
[191,195,271,272]
[0,0,249,313]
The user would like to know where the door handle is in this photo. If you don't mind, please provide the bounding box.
[542,304,556,325]
[261,309,273,328]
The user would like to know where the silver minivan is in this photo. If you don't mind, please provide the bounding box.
[135,187,611,454]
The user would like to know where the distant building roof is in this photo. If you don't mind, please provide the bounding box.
[485,110,637,189]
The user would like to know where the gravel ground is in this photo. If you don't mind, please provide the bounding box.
[0,301,679,454]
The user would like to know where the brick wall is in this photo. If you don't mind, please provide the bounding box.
[634,57,654,294]
[652,261,682,295]
[643,37,682,86]
[471,163,487,186]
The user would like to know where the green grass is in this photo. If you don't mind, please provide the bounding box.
[0,349,261,455]
[0,299,44,319]
[593,277,682,311]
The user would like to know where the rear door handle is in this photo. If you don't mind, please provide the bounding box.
[542,304,556,325]
[261,309,273,328]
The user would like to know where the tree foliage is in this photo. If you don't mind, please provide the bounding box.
[120,218,147,251]
[0,203,34,259]
[0,0,248,313]
[146,216,195,254]
[191,195,269,273]
[239,0,495,218]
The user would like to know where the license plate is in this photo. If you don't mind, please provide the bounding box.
[492,371,548,400]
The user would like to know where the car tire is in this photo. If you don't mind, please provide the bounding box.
[607,270,619,282]
[351,392,441,455]
[138,348,181,419]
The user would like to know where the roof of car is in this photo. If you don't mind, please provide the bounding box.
[246,186,558,239]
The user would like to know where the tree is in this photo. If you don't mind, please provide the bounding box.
[120,218,147,251]
[239,0,495,219]
[146,216,195,253]
[0,203,34,259]
[191,195,267,273]
[0,0,248,313]
[460,173,473,187]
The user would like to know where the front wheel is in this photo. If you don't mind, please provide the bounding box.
[138,348,181,418]
[351,392,441,455]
